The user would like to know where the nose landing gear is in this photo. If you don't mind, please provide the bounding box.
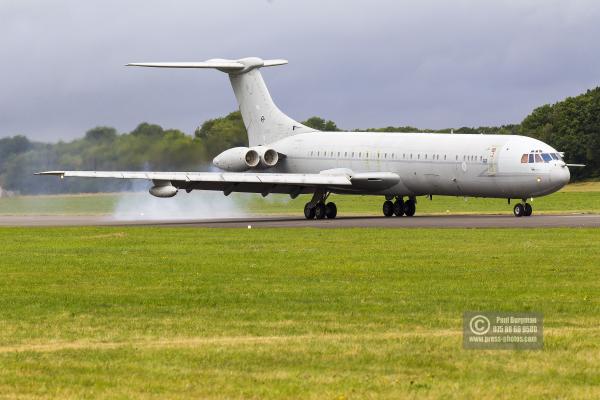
[513,200,533,217]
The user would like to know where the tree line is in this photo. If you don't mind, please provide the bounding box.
[1,87,598,194]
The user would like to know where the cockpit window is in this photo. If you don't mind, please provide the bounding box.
[523,152,561,163]
[541,153,552,162]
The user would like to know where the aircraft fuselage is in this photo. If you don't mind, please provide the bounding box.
[273,131,570,199]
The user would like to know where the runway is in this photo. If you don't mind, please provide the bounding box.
[1,213,600,228]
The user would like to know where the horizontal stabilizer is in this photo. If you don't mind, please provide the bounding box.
[126,58,288,73]
[127,61,245,71]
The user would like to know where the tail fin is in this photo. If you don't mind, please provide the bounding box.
[127,57,315,146]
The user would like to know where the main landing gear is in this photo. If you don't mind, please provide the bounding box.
[304,191,337,219]
[513,199,533,217]
[383,196,416,217]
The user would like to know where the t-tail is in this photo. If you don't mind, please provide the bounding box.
[127,57,315,146]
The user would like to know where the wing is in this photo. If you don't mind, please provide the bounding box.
[35,170,399,196]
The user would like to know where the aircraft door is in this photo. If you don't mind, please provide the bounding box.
[487,146,498,176]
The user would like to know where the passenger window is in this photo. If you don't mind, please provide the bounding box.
[521,154,528,163]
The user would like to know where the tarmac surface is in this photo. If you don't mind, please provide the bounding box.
[1,213,600,228]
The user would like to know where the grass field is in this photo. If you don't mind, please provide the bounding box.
[0,227,598,398]
[1,181,600,216]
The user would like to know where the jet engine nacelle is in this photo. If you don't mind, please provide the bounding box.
[213,147,260,172]
[252,146,279,168]
[149,182,178,198]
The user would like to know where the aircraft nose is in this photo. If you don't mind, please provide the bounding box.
[551,165,570,187]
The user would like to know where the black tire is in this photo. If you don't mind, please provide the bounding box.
[325,202,337,219]
[304,203,315,219]
[403,200,416,217]
[513,203,525,217]
[393,200,404,216]
[314,202,327,219]
[524,203,533,217]
[383,200,394,217]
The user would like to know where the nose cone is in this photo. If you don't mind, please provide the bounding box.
[551,166,570,188]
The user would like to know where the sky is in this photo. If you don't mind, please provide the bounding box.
[1,0,600,141]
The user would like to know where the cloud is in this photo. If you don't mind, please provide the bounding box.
[1,0,600,140]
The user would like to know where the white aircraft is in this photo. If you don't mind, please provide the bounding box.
[38,57,581,218]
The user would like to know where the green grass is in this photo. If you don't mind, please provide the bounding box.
[1,181,600,216]
[0,227,598,398]
[0,193,119,215]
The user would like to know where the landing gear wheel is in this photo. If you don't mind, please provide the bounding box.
[314,202,327,219]
[325,202,337,219]
[403,200,416,217]
[383,200,394,217]
[524,203,533,217]
[513,203,525,217]
[393,200,404,216]
[304,203,315,219]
